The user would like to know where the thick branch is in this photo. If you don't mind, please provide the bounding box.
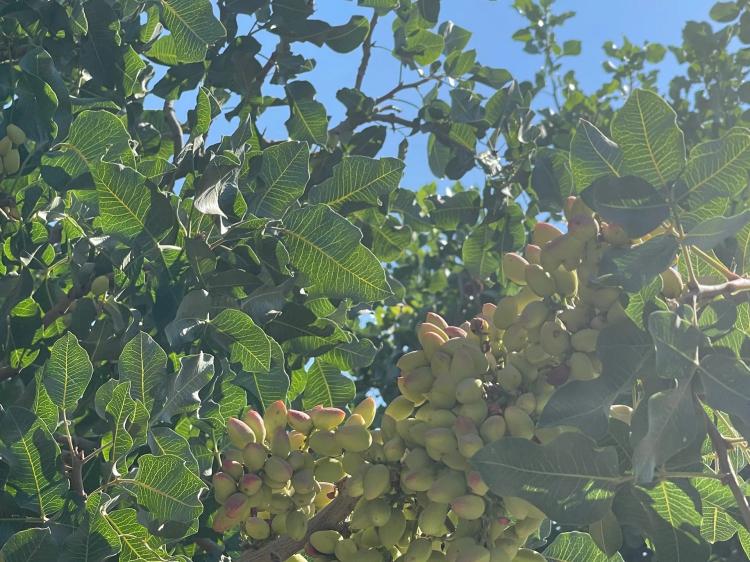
[238,482,357,562]
[705,411,750,532]
[682,277,750,303]
[354,13,378,91]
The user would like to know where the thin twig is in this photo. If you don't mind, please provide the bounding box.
[375,77,432,105]
[163,100,183,162]
[237,480,358,562]
[355,13,378,91]
[62,411,87,499]
[705,410,750,533]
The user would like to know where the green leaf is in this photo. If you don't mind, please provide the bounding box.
[677,127,750,209]
[210,309,272,373]
[159,0,226,63]
[123,454,206,525]
[193,87,211,136]
[542,531,624,562]
[241,339,290,411]
[610,89,686,188]
[94,163,152,241]
[429,190,481,231]
[462,224,500,279]
[148,427,199,473]
[118,332,168,410]
[103,508,175,561]
[247,141,310,219]
[683,210,750,250]
[309,156,405,209]
[43,110,133,181]
[406,30,444,65]
[0,406,68,518]
[104,381,148,471]
[42,332,93,414]
[648,311,702,381]
[570,119,623,191]
[157,353,215,422]
[692,477,741,543]
[599,235,679,292]
[472,432,623,525]
[530,148,574,211]
[302,360,356,409]
[285,81,328,146]
[319,338,378,370]
[710,1,740,22]
[281,204,392,303]
[0,528,57,562]
[581,175,669,238]
[614,482,710,561]
[698,354,750,427]
[631,312,705,482]
[61,492,122,561]
[325,16,370,53]
[539,319,653,437]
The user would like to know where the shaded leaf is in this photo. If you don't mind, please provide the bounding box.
[285,81,328,146]
[240,339,290,411]
[159,0,226,63]
[0,406,67,518]
[581,175,669,238]
[61,492,121,561]
[157,353,215,421]
[683,210,750,251]
[0,528,57,562]
[472,432,623,525]
[698,354,750,427]
[599,235,679,292]
[148,427,199,473]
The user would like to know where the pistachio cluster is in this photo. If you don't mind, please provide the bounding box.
[0,124,26,176]
[211,195,682,561]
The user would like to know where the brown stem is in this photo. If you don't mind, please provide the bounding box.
[375,77,432,105]
[705,410,750,532]
[682,278,750,303]
[62,412,87,499]
[355,13,378,91]
[237,481,357,562]
[163,100,184,162]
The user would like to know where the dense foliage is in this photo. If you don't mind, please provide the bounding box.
[0,0,750,561]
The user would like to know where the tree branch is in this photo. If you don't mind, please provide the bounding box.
[355,13,378,91]
[163,100,184,162]
[682,277,750,303]
[375,77,432,105]
[705,410,750,533]
[237,481,357,562]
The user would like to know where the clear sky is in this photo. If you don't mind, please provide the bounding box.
[163,0,716,191]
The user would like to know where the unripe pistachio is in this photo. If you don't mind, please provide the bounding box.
[212,508,239,533]
[243,442,268,471]
[568,214,599,241]
[524,243,542,265]
[513,549,545,562]
[457,433,484,458]
[264,456,293,482]
[212,472,237,503]
[353,396,378,427]
[244,409,267,443]
[427,469,467,503]
[525,264,556,298]
[264,400,288,435]
[291,467,316,494]
[493,297,521,330]
[386,395,416,421]
[569,352,597,381]
[224,492,252,519]
[515,393,536,415]
[450,494,485,520]
[287,409,314,434]
[466,471,489,496]
[309,405,346,430]
[336,423,373,453]
[270,426,291,458]
[398,350,429,371]
[91,275,110,296]
[222,459,244,480]
[405,537,433,562]
[368,498,392,526]
[532,222,564,245]
[539,319,571,356]
[503,406,534,440]
[571,328,598,352]
[2,149,20,174]
[363,463,391,500]
[660,267,684,299]
[6,124,26,145]
[245,516,271,540]
[418,501,449,536]
[0,136,10,156]
[310,530,342,554]
[239,472,263,496]
[601,222,630,245]
[308,429,343,457]
[455,378,484,404]
[552,268,578,297]
[424,427,458,454]
[479,415,506,442]
[502,253,529,285]
[402,366,435,394]
[285,509,308,540]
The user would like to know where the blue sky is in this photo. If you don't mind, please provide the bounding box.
[162,0,715,191]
